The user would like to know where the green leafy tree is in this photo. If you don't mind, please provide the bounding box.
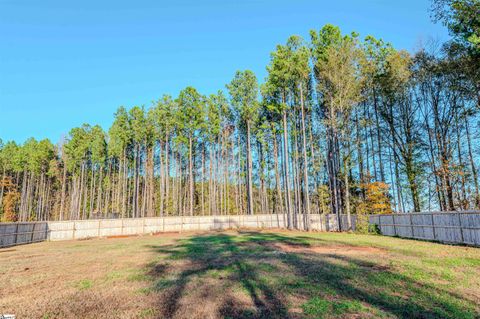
[151,95,177,215]
[177,87,205,216]
[109,106,132,216]
[265,42,294,227]
[311,25,364,228]
[432,0,480,49]
[227,70,259,215]
[288,35,313,229]
[129,106,147,217]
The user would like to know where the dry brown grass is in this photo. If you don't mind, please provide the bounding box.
[1,230,479,319]
[0,235,168,318]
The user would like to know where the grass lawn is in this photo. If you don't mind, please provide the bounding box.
[1,230,479,319]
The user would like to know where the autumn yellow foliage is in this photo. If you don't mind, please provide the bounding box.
[358,181,392,215]
[1,177,20,222]
[356,181,392,233]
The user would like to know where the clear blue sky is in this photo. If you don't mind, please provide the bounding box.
[0,0,448,144]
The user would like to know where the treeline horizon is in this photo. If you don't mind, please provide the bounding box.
[1,1,479,228]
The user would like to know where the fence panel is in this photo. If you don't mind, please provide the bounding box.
[461,213,480,246]
[369,211,480,246]
[1,213,358,248]
[0,222,49,248]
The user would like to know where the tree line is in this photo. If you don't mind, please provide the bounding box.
[0,0,478,229]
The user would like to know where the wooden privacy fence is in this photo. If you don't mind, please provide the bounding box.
[0,213,356,248]
[0,222,49,248]
[369,211,480,246]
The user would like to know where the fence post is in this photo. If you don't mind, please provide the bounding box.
[14,223,19,245]
[393,215,397,236]
[31,223,35,243]
[457,212,464,243]
[378,215,382,234]
[409,213,414,238]
[431,213,436,241]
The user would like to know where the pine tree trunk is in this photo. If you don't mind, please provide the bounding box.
[165,133,170,215]
[272,133,284,216]
[282,109,292,228]
[299,84,311,230]
[189,136,194,216]
[201,144,205,215]
[465,117,480,208]
[343,142,352,230]
[0,167,5,215]
[59,164,67,221]
[373,89,385,181]
[97,166,103,214]
[246,121,254,215]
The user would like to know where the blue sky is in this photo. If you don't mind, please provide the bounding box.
[0,0,449,143]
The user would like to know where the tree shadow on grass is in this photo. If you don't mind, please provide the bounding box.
[144,231,478,319]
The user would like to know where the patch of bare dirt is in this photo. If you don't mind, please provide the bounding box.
[0,248,16,253]
[106,234,137,239]
[152,231,187,237]
[460,287,480,304]
[272,243,385,255]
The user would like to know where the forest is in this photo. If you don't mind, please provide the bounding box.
[0,0,479,229]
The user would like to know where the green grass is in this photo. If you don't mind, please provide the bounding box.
[138,308,156,318]
[74,279,93,290]
[302,297,367,318]
[2,230,479,318]
[141,231,480,318]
